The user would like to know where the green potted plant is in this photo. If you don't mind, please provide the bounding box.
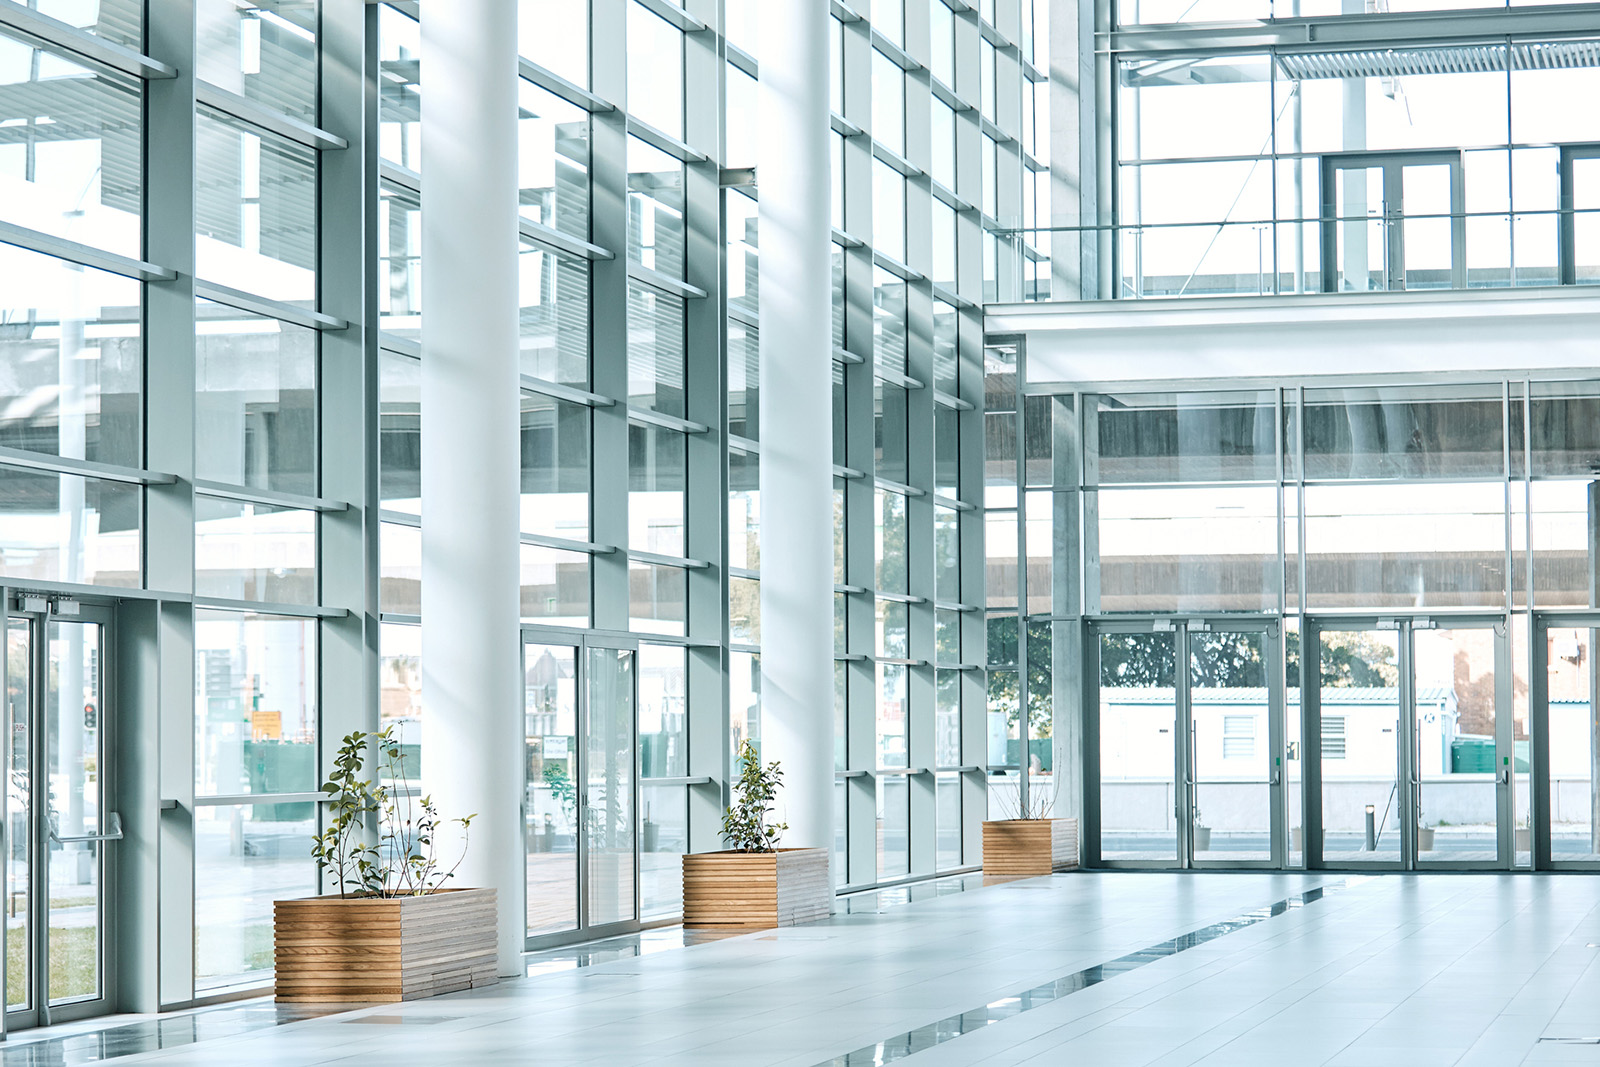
[274,727,496,1003]
[981,773,1078,876]
[681,740,830,928]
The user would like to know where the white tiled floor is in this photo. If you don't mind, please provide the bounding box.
[97,873,1600,1065]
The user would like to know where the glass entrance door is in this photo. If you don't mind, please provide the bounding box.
[4,604,118,1031]
[1323,152,1465,292]
[1093,619,1284,869]
[522,633,639,945]
[1307,617,1510,870]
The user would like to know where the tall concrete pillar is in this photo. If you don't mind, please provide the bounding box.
[758,0,834,856]
[421,0,523,974]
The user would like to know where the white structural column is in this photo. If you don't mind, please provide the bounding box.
[420,0,523,974]
[759,0,835,857]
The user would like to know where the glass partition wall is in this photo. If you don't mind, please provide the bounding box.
[1008,362,1596,871]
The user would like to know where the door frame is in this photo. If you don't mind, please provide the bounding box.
[521,627,642,951]
[1086,615,1286,871]
[1530,610,1599,871]
[1320,149,1467,293]
[1303,613,1511,872]
[1558,143,1600,286]
[2,591,120,1033]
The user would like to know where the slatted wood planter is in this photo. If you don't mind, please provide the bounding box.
[274,888,498,1003]
[982,818,1078,876]
[682,848,831,929]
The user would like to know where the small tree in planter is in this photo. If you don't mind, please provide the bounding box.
[275,727,498,1003]
[682,740,830,929]
[982,772,1078,877]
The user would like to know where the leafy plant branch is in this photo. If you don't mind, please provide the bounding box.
[311,726,476,898]
[722,739,787,853]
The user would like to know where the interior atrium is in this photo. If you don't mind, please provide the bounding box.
[1,0,1600,1062]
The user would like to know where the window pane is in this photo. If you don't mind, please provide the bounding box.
[195,803,314,991]
[521,392,590,542]
[380,522,421,616]
[629,423,686,556]
[936,771,962,869]
[1093,390,1278,485]
[525,641,577,936]
[1304,482,1507,610]
[640,783,687,920]
[197,0,317,124]
[379,182,422,339]
[519,81,590,240]
[628,138,687,278]
[727,191,759,323]
[875,0,903,46]
[932,201,957,293]
[520,0,589,87]
[873,159,906,261]
[876,598,909,658]
[195,301,317,496]
[877,774,909,878]
[936,505,960,602]
[195,611,317,797]
[876,489,908,594]
[0,30,142,259]
[195,496,317,604]
[936,405,960,496]
[32,0,142,49]
[196,112,317,304]
[0,246,142,470]
[727,63,758,170]
[728,321,760,440]
[877,662,908,768]
[873,267,908,373]
[1096,486,1278,614]
[875,381,909,484]
[627,286,687,418]
[730,447,760,570]
[1302,386,1505,481]
[380,623,423,767]
[519,247,591,387]
[730,576,761,645]
[931,1,955,87]
[521,543,590,626]
[640,644,688,777]
[378,6,421,171]
[627,2,683,138]
[873,50,905,156]
[629,561,687,636]
[379,351,421,513]
[0,473,140,587]
[731,650,760,754]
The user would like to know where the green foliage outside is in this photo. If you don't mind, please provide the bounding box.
[986,616,1052,739]
[1098,630,1398,690]
[6,925,97,1006]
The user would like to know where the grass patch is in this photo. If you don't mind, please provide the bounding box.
[6,925,100,1005]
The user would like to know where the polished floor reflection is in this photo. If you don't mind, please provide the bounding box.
[10,871,1600,1065]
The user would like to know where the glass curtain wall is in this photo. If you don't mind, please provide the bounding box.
[0,0,343,1003]
[1021,372,1600,868]
[0,0,1017,1006]
[1027,0,1600,300]
[719,0,1036,890]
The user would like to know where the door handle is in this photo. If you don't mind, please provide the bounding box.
[49,812,123,845]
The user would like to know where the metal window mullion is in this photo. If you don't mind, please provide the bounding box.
[0,219,175,282]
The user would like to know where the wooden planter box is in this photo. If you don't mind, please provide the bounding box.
[682,848,831,929]
[982,818,1078,876]
[274,888,498,1003]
